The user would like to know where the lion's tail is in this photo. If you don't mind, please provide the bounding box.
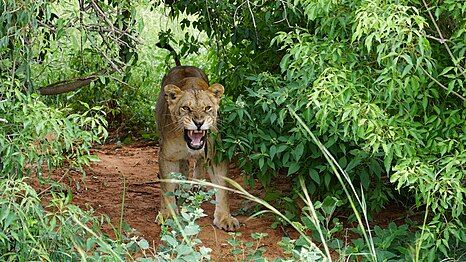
[156,42,181,67]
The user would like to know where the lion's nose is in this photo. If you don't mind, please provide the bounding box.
[193,120,204,130]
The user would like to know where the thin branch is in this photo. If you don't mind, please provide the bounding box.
[87,36,124,73]
[79,0,85,73]
[246,0,259,44]
[90,0,115,33]
[275,0,291,27]
[233,1,247,27]
[38,170,70,196]
[107,75,132,89]
[421,67,466,101]
[422,0,466,78]
[85,24,141,45]
[37,20,56,32]
[425,34,448,44]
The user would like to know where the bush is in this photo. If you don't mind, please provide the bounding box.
[0,178,141,261]
[0,87,107,177]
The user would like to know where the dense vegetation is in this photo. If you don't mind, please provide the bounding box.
[1,0,465,261]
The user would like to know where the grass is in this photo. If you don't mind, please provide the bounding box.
[288,106,377,261]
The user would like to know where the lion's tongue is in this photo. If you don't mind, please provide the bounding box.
[188,131,204,146]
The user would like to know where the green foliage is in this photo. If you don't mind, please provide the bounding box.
[0,0,108,177]
[227,232,269,262]
[277,237,324,262]
[157,173,213,261]
[0,2,144,261]
[0,88,107,177]
[165,0,303,94]
[299,196,344,244]
[219,72,391,212]
[347,222,415,261]
[2,0,466,260]
[31,0,156,133]
[0,178,141,261]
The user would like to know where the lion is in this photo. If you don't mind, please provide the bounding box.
[155,65,240,231]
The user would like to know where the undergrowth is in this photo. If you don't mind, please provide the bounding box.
[0,178,141,261]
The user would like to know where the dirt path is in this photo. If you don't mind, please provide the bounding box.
[58,143,291,260]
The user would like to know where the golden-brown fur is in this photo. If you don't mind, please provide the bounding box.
[156,66,239,231]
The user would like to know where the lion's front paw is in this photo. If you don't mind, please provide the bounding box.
[213,214,240,231]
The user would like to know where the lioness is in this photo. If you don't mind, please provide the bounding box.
[156,66,240,231]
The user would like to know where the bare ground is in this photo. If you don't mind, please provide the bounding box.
[35,142,295,261]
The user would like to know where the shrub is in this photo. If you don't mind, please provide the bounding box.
[0,178,141,261]
[0,87,107,177]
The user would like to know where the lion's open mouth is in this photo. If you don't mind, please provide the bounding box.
[184,129,207,150]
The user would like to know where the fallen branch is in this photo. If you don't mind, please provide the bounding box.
[37,69,107,95]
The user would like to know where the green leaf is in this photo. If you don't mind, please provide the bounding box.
[447,79,456,92]
[384,149,393,174]
[359,171,370,189]
[270,145,277,159]
[309,169,320,184]
[184,224,200,236]
[138,239,150,250]
[288,162,300,175]
[293,142,305,161]
[161,235,178,247]
[176,244,193,256]
[270,113,277,124]
[88,154,100,162]
[346,156,361,172]
[324,173,331,188]
[401,64,412,78]
[369,158,382,180]
[276,144,288,153]
[258,157,265,170]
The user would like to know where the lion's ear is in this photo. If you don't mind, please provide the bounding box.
[208,83,224,100]
[164,84,183,102]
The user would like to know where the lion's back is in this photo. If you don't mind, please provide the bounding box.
[161,66,209,87]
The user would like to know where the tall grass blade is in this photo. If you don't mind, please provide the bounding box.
[288,106,377,261]
[299,175,333,260]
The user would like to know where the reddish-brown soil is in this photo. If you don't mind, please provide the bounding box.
[34,143,296,260]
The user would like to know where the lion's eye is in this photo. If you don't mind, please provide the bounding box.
[205,106,212,112]
[181,106,190,111]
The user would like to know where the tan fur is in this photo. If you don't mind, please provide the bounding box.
[156,66,239,231]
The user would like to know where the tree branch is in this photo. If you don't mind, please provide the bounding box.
[37,69,108,95]
[420,67,466,101]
